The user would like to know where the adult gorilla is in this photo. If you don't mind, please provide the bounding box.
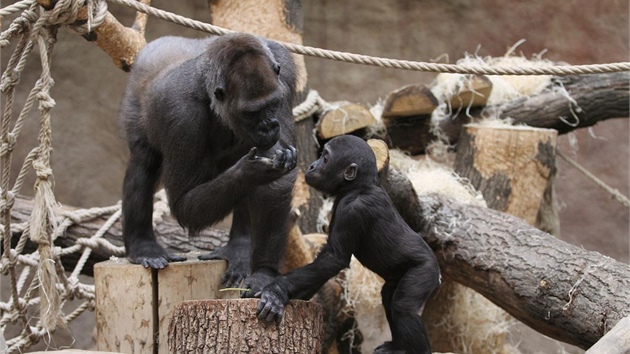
[119,33,298,297]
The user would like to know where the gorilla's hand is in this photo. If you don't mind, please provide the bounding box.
[256,281,289,324]
[239,146,297,184]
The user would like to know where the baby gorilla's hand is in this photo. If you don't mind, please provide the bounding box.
[240,146,297,185]
[256,282,289,324]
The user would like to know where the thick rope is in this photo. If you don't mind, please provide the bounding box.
[0,0,126,351]
[292,90,331,122]
[0,0,35,17]
[107,0,630,76]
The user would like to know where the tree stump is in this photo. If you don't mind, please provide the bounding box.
[454,123,558,226]
[168,299,323,354]
[95,257,238,354]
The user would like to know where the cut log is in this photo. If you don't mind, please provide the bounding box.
[447,74,493,109]
[382,84,438,117]
[382,114,434,155]
[380,76,491,153]
[454,124,558,226]
[168,299,324,354]
[381,72,629,154]
[367,138,390,172]
[412,194,630,349]
[316,102,376,139]
[94,261,154,353]
[95,257,238,354]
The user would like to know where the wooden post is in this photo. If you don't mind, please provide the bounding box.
[95,256,238,354]
[168,299,323,353]
[454,124,558,226]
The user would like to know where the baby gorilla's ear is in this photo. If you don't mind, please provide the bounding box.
[344,163,357,181]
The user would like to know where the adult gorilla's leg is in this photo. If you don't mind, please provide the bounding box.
[199,202,252,287]
[123,141,186,268]
[241,170,296,297]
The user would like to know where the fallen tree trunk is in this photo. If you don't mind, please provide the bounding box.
[7,196,228,276]
[414,194,630,349]
[8,186,630,349]
[496,73,630,133]
[387,72,630,153]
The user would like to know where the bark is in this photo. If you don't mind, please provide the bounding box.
[316,102,375,139]
[7,196,228,276]
[168,299,324,354]
[41,0,149,71]
[414,194,630,349]
[453,125,558,226]
[385,72,629,154]
[495,72,630,133]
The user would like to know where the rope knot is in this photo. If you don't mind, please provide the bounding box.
[67,276,80,299]
[33,160,53,180]
[44,0,82,26]
[5,191,16,210]
[0,70,20,93]
[47,0,109,35]
[60,210,83,224]
[36,90,56,110]
[1,135,18,157]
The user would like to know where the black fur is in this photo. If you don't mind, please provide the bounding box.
[119,33,298,297]
[256,135,440,354]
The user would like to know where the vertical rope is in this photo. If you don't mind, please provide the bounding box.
[0,5,37,336]
[28,29,63,331]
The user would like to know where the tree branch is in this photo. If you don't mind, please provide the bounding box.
[415,194,630,349]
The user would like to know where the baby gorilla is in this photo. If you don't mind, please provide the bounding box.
[257,135,440,354]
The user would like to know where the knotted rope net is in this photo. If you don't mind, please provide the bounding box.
[0,0,127,351]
